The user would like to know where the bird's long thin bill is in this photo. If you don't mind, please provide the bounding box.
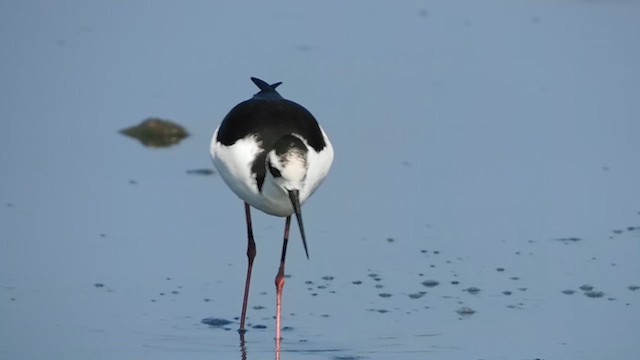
[288,190,309,259]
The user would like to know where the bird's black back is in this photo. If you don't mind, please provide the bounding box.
[216,78,327,191]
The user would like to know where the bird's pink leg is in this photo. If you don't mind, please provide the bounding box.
[239,202,256,333]
[275,216,292,341]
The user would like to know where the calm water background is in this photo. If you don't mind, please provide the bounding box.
[1,1,640,359]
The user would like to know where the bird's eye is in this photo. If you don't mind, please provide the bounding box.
[268,163,282,177]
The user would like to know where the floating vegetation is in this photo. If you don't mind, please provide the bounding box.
[408,292,426,299]
[584,290,605,298]
[421,280,439,288]
[464,286,481,295]
[119,118,189,147]
[579,284,594,292]
[456,307,476,317]
[201,317,233,327]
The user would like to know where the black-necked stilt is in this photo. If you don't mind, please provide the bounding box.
[210,77,334,340]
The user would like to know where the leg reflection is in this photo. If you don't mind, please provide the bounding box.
[238,331,283,360]
[239,331,247,360]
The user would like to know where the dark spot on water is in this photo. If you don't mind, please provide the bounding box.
[409,292,426,299]
[613,229,624,234]
[165,277,172,281]
[317,285,327,289]
[283,326,294,331]
[129,179,137,185]
[464,287,481,295]
[433,250,440,255]
[503,291,513,296]
[456,307,476,316]
[451,280,460,285]
[252,324,267,329]
[171,290,179,295]
[201,318,233,327]
[159,292,165,296]
[554,237,582,243]
[294,44,312,52]
[333,356,366,360]
[386,237,396,243]
[310,293,318,296]
[150,299,156,302]
[322,275,334,281]
[507,302,525,310]
[579,284,594,291]
[204,298,211,302]
[352,280,362,285]
[418,8,429,18]
[562,289,576,295]
[368,308,389,314]
[496,267,505,272]
[284,274,291,279]
[374,284,384,289]
[321,314,330,318]
[378,293,392,298]
[120,118,189,147]
[421,280,439,288]
[99,233,106,238]
[510,277,520,281]
[94,283,105,288]
[420,249,427,254]
[253,305,265,310]
[585,290,604,298]
[186,168,216,175]
[628,285,639,291]
[305,280,314,285]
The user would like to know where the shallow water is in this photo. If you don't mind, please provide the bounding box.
[1,1,640,359]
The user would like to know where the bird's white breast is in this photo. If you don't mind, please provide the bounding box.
[211,127,334,217]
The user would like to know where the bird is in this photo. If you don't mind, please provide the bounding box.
[210,77,334,340]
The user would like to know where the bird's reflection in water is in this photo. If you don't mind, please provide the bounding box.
[238,332,283,360]
[239,332,247,360]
